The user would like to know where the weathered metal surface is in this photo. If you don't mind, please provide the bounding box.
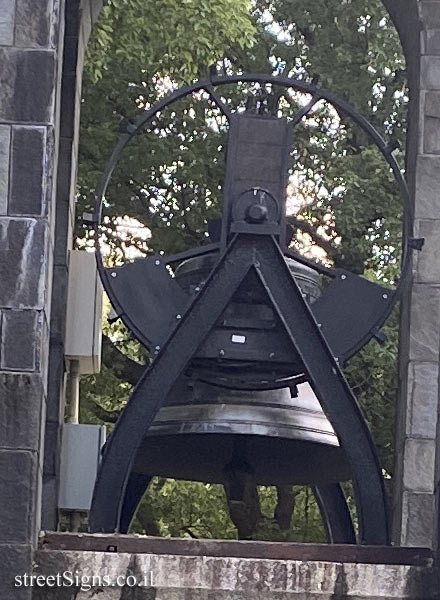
[38,533,434,567]
[137,382,350,485]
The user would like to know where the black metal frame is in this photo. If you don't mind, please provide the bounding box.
[90,234,389,543]
[89,73,414,544]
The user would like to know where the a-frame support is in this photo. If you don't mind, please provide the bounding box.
[89,234,389,544]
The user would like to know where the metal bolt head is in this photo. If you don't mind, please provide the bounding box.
[194,287,200,292]
[246,202,268,224]
[219,349,225,357]
[340,274,346,280]
[176,314,182,320]
[382,293,388,300]
[155,259,160,266]
[269,352,275,358]
[111,272,117,278]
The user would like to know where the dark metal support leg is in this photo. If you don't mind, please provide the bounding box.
[255,236,389,544]
[89,238,254,533]
[314,484,356,544]
[119,473,152,534]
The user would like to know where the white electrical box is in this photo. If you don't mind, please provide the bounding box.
[65,250,103,374]
[58,423,106,511]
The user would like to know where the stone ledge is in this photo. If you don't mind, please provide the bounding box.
[33,547,439,599]
[38,533,434,567]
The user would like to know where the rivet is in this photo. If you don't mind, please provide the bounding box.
[194,287,200,292]
[219,349,225,357]
[155,259,160,266]
[176,314,182,320]
[341,274,346,280]
[382,293,388,299]
[111,272,117,278]
[269,352,275,358]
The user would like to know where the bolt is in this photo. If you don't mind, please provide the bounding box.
[155,259,160,266]
[154,345,160,354]
[194,287,200,292]
[111,272,117,278]
[219,349,225,357]
[317,323,322,328]
[176,314,182,320]
[269,352,275,358]
[340,274,346,280]
[246,202,268,224]
[382,293,388,299]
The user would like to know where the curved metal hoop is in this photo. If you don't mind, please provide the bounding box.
[93,73,412,363]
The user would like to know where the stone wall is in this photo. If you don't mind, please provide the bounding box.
[32,548,439,600]
[0,2,65,599]
[0,1,103,598]
[392,0,440,550]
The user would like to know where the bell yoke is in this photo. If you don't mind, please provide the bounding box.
[88,73,414,545]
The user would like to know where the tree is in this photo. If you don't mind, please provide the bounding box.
[77,0,407,540]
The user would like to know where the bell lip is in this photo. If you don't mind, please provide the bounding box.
[135,432,351,486]
[149,420,340,447]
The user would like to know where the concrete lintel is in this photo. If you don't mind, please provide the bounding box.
[33,548,439,599]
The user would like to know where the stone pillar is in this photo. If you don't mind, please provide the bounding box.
[0,1,65,598]
[393,0,440,550]
[0,0,106,595]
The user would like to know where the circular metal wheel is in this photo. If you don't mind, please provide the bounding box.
[93,73,411,374]
[89,73,412,545]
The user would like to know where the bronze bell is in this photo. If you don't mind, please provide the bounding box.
[133,256,351,487]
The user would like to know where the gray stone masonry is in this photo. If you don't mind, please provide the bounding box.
[0,2,65,600]
[32,550,439,600]
[392,0,440,551]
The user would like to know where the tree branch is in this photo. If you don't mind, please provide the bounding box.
[102,334,146,386]
[287,215,335,256]
[89,403,121,423]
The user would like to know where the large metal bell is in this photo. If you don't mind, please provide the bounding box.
[134,379,351,486]
[131,255,351,488]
